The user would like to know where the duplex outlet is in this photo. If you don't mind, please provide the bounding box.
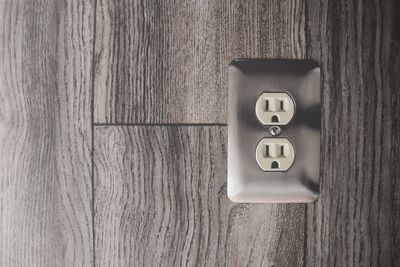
[255,92,295,125]
[255,138,295,171]
[228,59,321,203]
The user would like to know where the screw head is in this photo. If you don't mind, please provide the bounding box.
[269,126,282,136]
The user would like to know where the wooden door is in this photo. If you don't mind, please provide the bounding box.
[0,0,399,266]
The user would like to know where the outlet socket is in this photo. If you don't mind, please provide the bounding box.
[255,138,295,171]
[255,92,295,125]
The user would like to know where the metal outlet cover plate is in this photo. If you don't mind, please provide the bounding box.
[227,59,321,203]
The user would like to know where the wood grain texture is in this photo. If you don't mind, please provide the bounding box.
[93,0,306,123]
[94,126,305,266]
[305,0,400,266]
[0,0,94,266]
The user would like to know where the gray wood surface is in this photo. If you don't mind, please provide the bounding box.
[1,0,400,266]
[305,0,400,266]
[93,0,306,123]
[93,126,305,266]
[0,0,94,266]
[92,3,308,264]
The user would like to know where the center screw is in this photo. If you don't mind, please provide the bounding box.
[269,126,282,136]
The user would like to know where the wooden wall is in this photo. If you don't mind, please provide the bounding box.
[0,0,399,266]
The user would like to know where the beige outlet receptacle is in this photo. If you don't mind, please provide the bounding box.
[255,138,295,171]
[255,92,295,125]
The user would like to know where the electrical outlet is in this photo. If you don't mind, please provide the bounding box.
[227,59,321,203]
[255,138,295,171]
[255,92,295,125]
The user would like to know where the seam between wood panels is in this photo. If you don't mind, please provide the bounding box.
[303,0,310,266]
[90,0,98,266]
[304,0,310,60]
[93,123,228,127]
[303,205,308,267]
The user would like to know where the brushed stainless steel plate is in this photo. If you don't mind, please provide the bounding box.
[227,59,321,203]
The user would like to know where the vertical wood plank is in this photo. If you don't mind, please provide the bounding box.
[0,0,94,266]
[94,126,305,266]
[94,0,306,124]
[305,0,400,266]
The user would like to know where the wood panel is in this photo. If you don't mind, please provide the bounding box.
[93,0,306,123]
[305,0,400,266]
[94,126,305,266]
[0,0,94,266]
